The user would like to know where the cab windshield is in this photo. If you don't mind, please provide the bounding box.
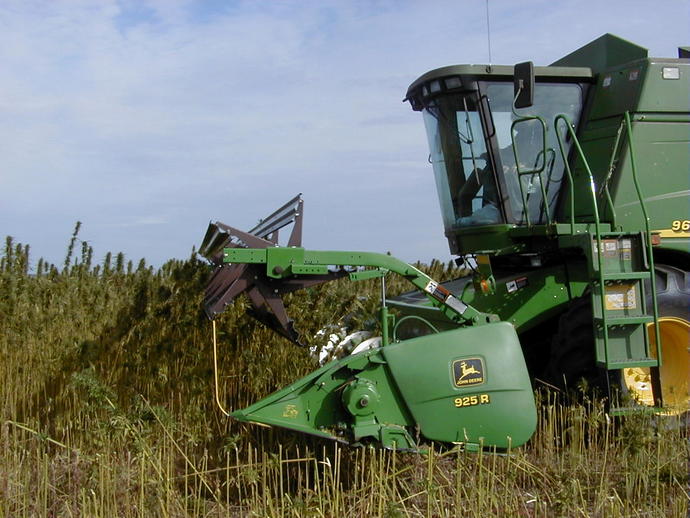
[486,82,583,224]
[422,82,584,229]
[423,93,499,230]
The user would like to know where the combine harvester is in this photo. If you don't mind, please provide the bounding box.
[200,35,689,451]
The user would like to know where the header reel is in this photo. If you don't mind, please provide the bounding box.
[199,195,347,346]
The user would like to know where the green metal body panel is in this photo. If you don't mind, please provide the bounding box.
[449,225,521,256]
[390,261,589,335]
[614,116,690,255]
[233,323,536,450]
[232,349,417,447]
[552,32,688,241]
[566,57,690,256]
[469,266,577,329]
[382,323,536,448]
[551,33,647,73]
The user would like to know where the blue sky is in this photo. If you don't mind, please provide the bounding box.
[1,0,689,268]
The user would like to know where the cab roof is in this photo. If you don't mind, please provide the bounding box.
[406,35,654,111]
[405,64,592,111]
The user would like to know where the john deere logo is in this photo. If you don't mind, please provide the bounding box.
[282,404,299,419]
[453,358,484,387]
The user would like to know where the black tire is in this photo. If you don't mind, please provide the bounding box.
[649,264,690,321]
[546,296,605,393]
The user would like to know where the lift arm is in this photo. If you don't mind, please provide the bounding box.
[223,246,497,331]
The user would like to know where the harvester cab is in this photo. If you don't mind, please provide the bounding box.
[405,57,588,248]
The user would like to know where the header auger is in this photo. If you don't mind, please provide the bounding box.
[200,34,689,451]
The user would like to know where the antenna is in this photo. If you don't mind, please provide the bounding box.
[485,0,493,68]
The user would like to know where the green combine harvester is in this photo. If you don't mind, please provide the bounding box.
[200,34,689,451]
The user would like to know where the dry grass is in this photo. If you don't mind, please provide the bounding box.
[1,230,688,517]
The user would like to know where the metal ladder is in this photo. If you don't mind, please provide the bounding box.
[588,232,656,369]
[555,112,663,406]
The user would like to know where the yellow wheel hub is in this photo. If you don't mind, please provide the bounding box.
[623,317,690,413]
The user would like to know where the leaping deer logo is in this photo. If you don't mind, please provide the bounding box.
[458,361,480,381]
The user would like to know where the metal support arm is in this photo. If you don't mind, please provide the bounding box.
[224,247,496,328]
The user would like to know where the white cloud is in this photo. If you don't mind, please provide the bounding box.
[1,0,688,267]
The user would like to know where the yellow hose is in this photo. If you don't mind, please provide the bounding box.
[212,320,231,416]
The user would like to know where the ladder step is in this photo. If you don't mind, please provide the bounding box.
[594,316,654,326]
[601,358,658,369]
[601,272,651,281]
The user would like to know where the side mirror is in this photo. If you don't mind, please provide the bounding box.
[513,61,534,109]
